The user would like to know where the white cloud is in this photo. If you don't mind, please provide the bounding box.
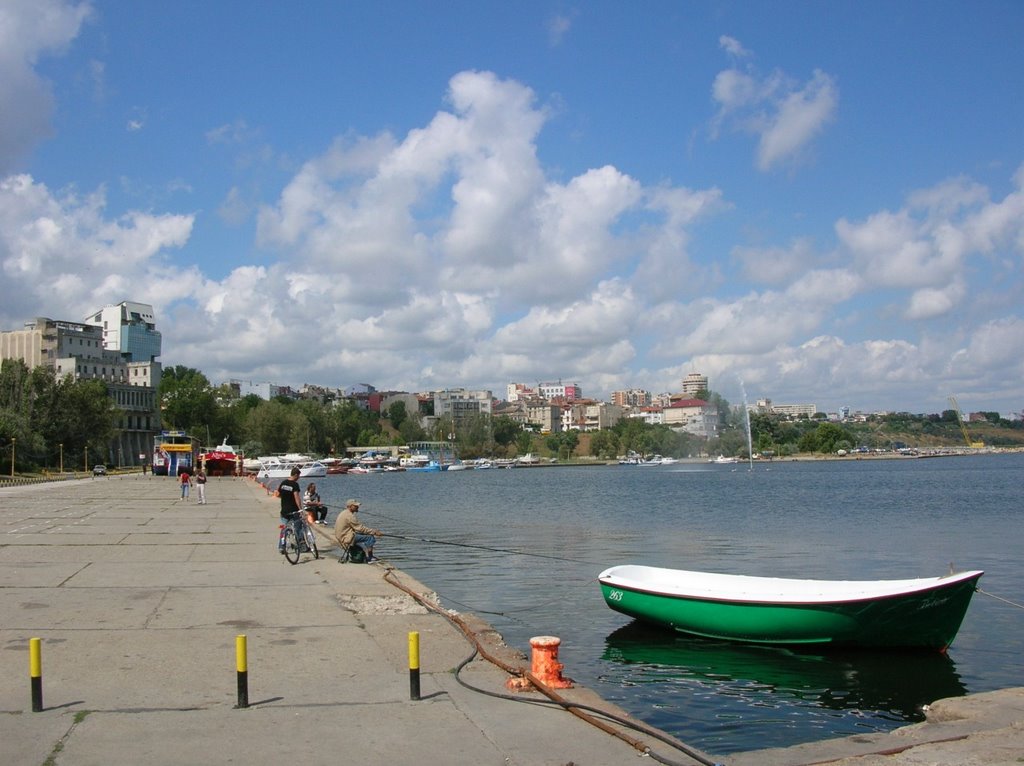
[904,280,965,320]
[836,172,1024,320]
[0,0,92,173]
[718,35,750,59]
[733,238,817,285]
[546,13,575,47]
[0,174,193,326]
[710,41,838,171]
[756,70,837,171]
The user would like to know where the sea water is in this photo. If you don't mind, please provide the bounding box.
[309,453,1024,755]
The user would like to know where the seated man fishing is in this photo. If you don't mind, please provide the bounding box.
[333,498,382,563]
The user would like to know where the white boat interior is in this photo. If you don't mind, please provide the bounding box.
[598,564,985,605]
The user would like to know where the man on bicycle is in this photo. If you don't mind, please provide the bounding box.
[276,467,302,553]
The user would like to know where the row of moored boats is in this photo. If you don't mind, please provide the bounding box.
[250,452,549,480]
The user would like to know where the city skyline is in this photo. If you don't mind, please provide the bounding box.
[1,2,1021,416]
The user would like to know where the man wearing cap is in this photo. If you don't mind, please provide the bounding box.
[334,499,382,563]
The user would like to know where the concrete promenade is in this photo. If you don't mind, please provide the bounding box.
[2,473,1022,765]
[0,473,707,766]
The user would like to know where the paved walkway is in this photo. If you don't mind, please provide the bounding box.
[0,473,710,766]
[2,473,1022,765]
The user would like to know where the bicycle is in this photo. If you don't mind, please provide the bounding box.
[280,513,319,564]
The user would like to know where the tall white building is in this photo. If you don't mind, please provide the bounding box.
[86,302,162,362]
[538,381,582,401]
[681,373,708,397]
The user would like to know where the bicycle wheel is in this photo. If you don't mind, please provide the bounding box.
[301,524,317,561]
[307,527,319,559]
[283,526,300,565]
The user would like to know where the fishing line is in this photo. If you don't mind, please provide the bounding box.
[325,507,607,616]
[433,577,600,619]
[378,531,605,566]
[354,507,609,567]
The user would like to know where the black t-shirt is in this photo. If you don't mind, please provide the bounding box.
[278,478,301,518]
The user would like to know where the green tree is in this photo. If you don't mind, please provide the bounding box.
[814,422,853,453]
[159,366,217,434]
[244,400,294,454]
[491,416,521,448]
[561,429,579,459]
[0,360,35,468]
[387,401,408,429]
[64,378,117,465]
[398,418,426,444]
[515,431,534,456]
[614,418,653,456]
[590,429,620,459]
[0,360,115,471]
[797,429,819,453]
[324,401,379,453]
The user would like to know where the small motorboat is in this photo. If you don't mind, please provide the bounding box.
[598,564,983,651]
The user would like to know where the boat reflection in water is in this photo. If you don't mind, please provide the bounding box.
[600,622,967,754]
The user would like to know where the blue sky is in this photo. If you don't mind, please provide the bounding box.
[2,1,1022,416]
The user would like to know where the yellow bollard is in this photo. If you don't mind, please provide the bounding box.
[408,631,420,700]
[30,637,42,712]
[235,635,248,708]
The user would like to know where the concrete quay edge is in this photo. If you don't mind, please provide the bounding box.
[2,472,1022,765]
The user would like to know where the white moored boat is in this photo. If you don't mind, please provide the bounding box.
[256,457,327,480]
[599,564,983,650]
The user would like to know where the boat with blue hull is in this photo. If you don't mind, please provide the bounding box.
[599,564,983,651]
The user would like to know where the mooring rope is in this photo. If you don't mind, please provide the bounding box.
[977,587,1024,610]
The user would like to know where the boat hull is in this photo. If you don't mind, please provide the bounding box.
[257,461,327,480]
[598,565,982,650]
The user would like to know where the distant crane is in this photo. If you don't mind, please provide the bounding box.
[948,395,984,448]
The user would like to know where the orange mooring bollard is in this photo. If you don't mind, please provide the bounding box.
[529,635,572,688]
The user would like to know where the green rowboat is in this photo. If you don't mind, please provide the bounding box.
[598,564,983,651]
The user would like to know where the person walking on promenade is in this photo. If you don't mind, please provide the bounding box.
[275,467,302,553]
[179,470,192,500]
[334,499,382,563]
[195,468,208,504]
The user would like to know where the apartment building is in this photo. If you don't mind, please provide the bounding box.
[434,388,493,428]
[537,381,582,401]
[562,400,626,431]
[611,389,651,407]
[663,398,717,438]
[1,302,163,466]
